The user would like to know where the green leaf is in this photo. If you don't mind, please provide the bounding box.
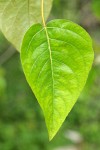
[0,0,53,51]
[21,19,94,140]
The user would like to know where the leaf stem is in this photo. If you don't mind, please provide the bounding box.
[41,0,46,27]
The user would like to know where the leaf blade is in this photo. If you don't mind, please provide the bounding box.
[21,19,94,140]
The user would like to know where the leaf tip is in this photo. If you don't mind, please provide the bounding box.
[48,126,59,141]
[48,132,55,141]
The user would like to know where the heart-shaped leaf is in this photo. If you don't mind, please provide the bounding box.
[21,19,94,140]
[0,0,53,51]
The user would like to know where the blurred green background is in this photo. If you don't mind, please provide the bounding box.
[0,0,100,150]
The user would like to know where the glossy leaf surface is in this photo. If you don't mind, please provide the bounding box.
[21,19,94,140]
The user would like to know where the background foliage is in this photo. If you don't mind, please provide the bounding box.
[0,0,100,150]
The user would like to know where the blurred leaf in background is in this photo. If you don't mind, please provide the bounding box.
[92,0,100,19]
[0,0,53,51]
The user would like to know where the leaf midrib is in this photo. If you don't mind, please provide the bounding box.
[44,26,54,124]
